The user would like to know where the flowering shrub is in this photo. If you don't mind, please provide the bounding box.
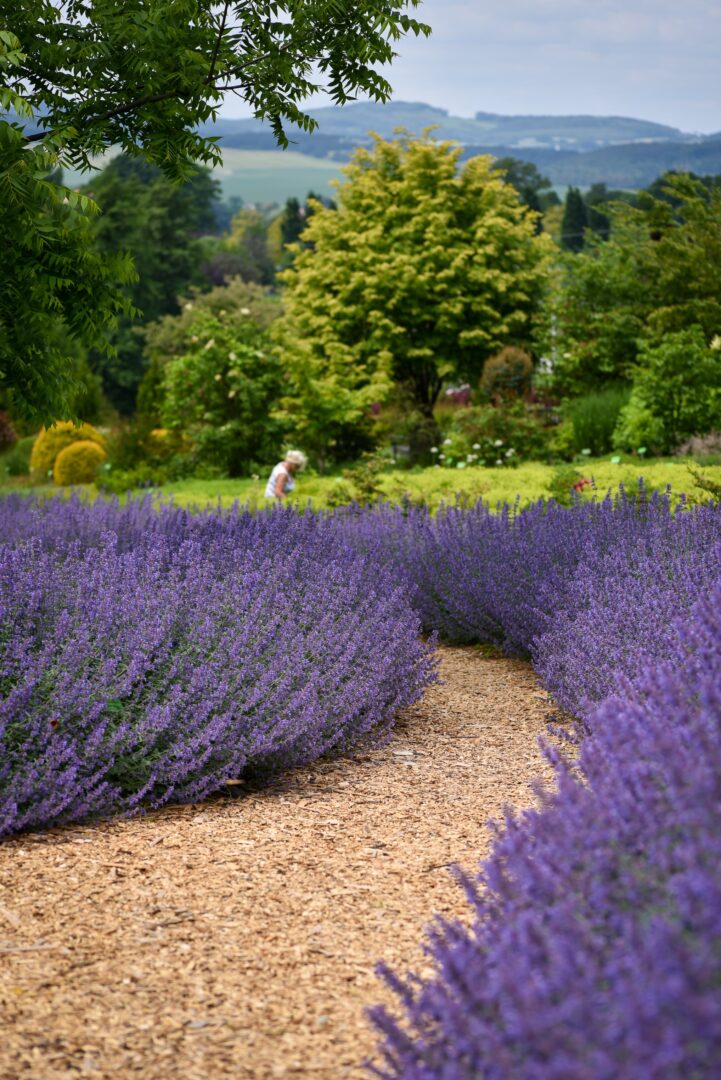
[0,495,434,837]
[370,583,721,1077]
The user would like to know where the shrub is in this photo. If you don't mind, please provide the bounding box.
[2,435,34,478]
[614,327,721,453]
[30,421,107,480]
[0,495,434,837]
[480,346,534,401]
[439,402,551,467]
[53,439,108,486]
[566,383,631,456]
[0,411,17,453]
[159,310,284,477]
[371,584,721,1078]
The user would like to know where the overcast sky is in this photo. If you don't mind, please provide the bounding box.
[221,0,721,134]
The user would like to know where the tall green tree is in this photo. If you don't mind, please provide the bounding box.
[542,174,721,396]
[1,3,430,422]
[561,187,588,252]
[275,133,551,462]
[84,155,221,413]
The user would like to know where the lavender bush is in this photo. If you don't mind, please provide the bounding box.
[332,488,721,663]
[370,583,721,1078]
[0,495,434,837]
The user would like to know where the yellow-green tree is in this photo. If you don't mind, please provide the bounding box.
[274,133,551,461]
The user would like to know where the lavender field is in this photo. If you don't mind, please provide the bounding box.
[1,487,720,1075]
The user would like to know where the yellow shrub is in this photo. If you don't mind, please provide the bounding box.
[30,421,107,480]
[53,440,107,486]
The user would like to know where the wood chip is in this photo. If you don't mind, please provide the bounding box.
[0,646,554,1079]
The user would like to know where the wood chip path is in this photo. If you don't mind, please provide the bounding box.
[0,646,556,1080]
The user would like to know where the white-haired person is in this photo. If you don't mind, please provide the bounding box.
[264,450,307,500]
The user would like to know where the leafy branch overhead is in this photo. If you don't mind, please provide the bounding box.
[0,3,430,423]
[8,1,431,176]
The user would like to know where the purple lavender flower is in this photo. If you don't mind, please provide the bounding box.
[0,495,434,836]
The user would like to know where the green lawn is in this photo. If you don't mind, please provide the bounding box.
[4,458,717,512]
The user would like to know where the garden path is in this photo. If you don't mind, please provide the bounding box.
[0,646,555,1080]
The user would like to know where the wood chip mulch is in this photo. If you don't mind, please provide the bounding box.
[0,646,557,1080]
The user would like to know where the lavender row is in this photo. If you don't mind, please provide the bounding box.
[370,582,721,1078]
[0,495,434,837]
[331,489,721,721]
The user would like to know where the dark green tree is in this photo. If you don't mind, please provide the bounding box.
[496,158,554,226]
[1,3,430,422]
[561,187,588,252]
[83,155,221,413]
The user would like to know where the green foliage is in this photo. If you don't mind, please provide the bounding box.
[275,133,551,464]
[30,421,107,480]
[547,465,589,506]
[159,310,283,476]
[437,403,552,468]
[544,175,721,396]
[83,155,221,412]
[53,439,108,486]
[495,158,553,219]
[686,464,721,504]
[0,35,136,425]
[614,328,721,453]
[480,347,534,401]
[327,452,387,507]
[566,384,632,456]
[2,5,428,421]
[561,187,588,252]
[2,434,34,478]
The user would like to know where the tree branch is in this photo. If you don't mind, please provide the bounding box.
[22,52,276,145]
[206,1,231,86]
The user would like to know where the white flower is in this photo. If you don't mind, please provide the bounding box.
[711,335,721,351]
[252,474,260,481]
[204,338,216,350]
[240,307,251,316]
[443,438,452,446]
[190,335,199,344]
[228,352,237,361]
[505,448,515,457]
[183,302,194,311]
[472,443,480,450]
[438,454,446,461]
[495,458,503,466]
[227,389,236,398]
[494,439,504,447]
[430,446,439,454]
[457,461,466,469]
[581,448,592,456]
[214,373,222,381]
[219,309,227,316]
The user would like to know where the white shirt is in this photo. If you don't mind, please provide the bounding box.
[265,463,295,499]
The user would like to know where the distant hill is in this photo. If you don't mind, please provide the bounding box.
[203,101,721,190]
[6,102,721,199]
[208,101,689,153]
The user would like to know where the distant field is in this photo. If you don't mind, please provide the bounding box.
[64,148,346,207]
[214,148,346,205]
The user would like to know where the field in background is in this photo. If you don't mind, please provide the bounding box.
[64,148,346,207]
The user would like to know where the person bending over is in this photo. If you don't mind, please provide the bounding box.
[264,450,307,500]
